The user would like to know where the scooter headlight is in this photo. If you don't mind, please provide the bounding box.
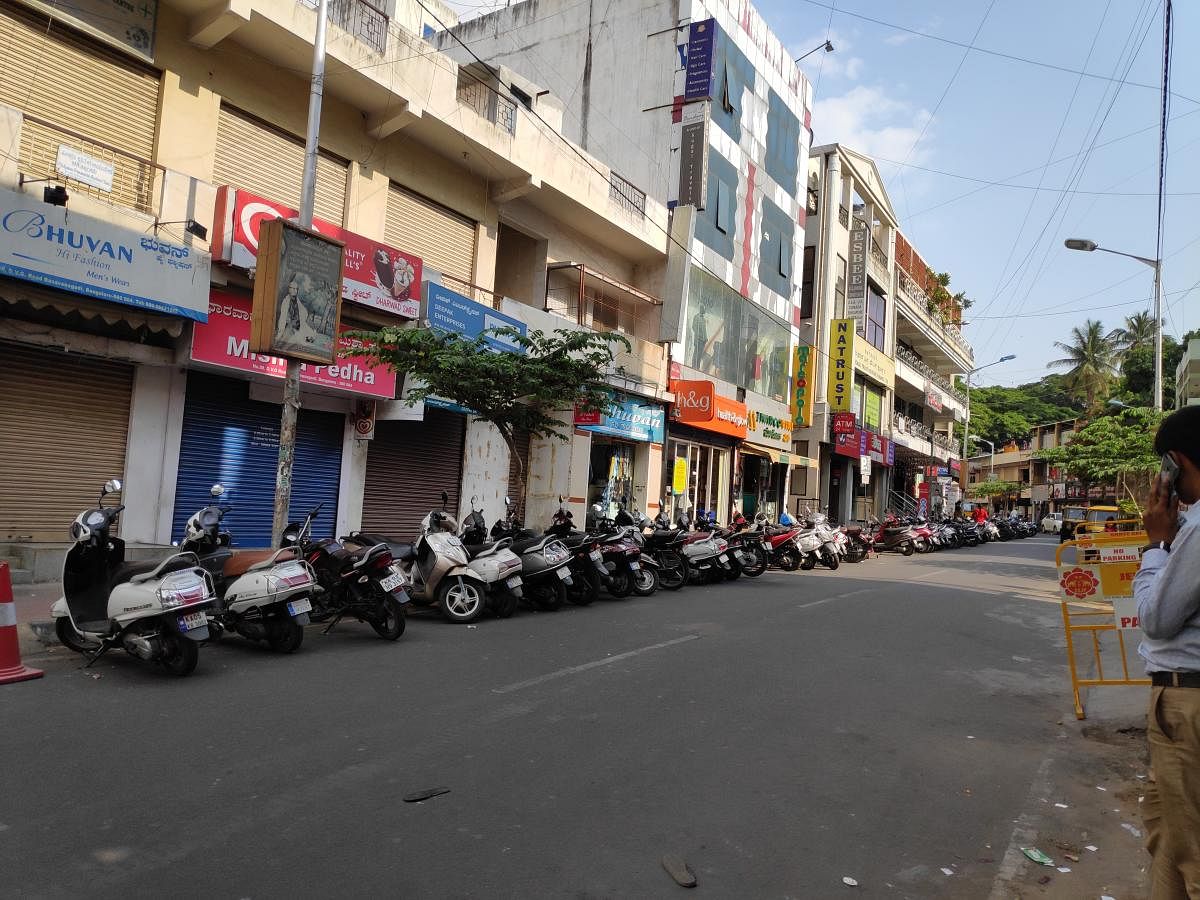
[157,571,208,609]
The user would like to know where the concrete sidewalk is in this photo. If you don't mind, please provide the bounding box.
[11,582,60,655]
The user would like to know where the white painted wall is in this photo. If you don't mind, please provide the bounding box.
[458,418,512,526]
[122,364,188,545]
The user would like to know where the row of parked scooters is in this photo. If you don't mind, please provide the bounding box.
[49,478,1035,677]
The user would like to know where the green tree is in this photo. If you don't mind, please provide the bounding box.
[1038,407,1165,508]
[1109,310,1157,354]
[1117,336,1184,408]
[354,325,629,513]
[1047,319,1121,410]
[967,480,1022,500]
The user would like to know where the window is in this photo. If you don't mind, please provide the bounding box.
[764,89,800,194]
[696,152,738,260]
[720,65,734,114]
[509,85,533,110]
[835,255,847,316]
[758,197,794,299]
[800,246,816,318]
[780,239,791,278]
[866,288,886,351]
[716,179,732,234]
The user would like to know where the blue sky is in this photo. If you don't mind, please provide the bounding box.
[446,1,1197,389]
[765,0,1198,387]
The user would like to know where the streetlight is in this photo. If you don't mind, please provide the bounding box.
[960,354,1016,488]
[796,40,834,62]
[970,434,995,477]
[1065,238,1163,410]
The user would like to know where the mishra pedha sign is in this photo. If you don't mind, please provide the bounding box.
[0,185,210,320]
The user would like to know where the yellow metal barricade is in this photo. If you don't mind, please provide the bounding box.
[1057,529,1151,719]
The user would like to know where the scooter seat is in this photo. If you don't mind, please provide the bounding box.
[388,542,416,561]
[222,549,293,579]
[108,555,197,591]
[463,543,490,558]
[844,526,863,535]
[509,536,546,554]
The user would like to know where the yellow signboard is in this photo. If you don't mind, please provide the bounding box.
[853,338,895,390]
[791,343,816,428]
[672,457,688,495]
[826,318,855,413]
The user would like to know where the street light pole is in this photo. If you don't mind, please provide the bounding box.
[970,434,995,476]
[959,354,1015,490]
[271,0,329,546]
[1064,239,1163,410]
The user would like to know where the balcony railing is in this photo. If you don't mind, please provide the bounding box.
[299,0,388,54]
[895,344,968,405]
[838,205,849,228]
[869,235,888,284]
[897,268,974,361]
[894,412,960,456]
[609,171,646,217]
[456,77,517,135]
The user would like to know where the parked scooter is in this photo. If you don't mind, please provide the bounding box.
[631,505,689,591]
[283,506,409,638]
[677,508,734,582]
[351,491,487,624]
[793,513,840,570]
[491,497,575,610]
[869,515,917,556]
[716,509,770,577]
[52,479,217,676]
[181,484,315,653]
[757,511,803,570]
[545,497,610,605]
[459,496,525,618]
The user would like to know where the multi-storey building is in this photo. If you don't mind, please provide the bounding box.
[0,0,672,579]
[1177,338,1200,408]
[439,0,815,523]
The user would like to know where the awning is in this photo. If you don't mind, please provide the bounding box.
[741,442,775,460]
[743,442,817,467]
[0,279,186,337]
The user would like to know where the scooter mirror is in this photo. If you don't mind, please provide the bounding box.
[103,478,121,495]
[505,496,512,507]
[210,484,225,497]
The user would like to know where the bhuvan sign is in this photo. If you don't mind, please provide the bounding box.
[0,186,210,320]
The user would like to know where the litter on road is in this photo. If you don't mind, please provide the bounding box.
[1057,866,1072,873]
[1085,845,1099,852]
[402,787,451,803]
[1021,847,1055,866]
[661,855,697,888]
[842,876,858,887]
[940,867,954,876]
[1121,823,1142,838]
[1054,802,1069,808]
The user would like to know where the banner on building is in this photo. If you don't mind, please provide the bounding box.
[683,19,717,100]
[846,219,869,331]
[678,102,710,209]
[924,381,944,412]
[426,283,526,353]
[826,318,856,413]
[672,458,688,495]
[791,343,816,429]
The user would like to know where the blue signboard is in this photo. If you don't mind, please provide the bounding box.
[684,19,716,101]
[580,393,665,443]
[426,282,526,353]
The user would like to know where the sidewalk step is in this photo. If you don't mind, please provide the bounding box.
[6,566,32,585]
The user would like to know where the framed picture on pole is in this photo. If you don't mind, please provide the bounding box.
[250,218,345,364]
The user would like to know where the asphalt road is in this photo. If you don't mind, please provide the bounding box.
[0,534,1147,898]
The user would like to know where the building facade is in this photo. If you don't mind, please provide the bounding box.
[440,0,816,524]
[0,0,672,578]
[1177,338,1200,408]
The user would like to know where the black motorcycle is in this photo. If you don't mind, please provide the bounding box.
[281,505,408,640]
[545,501,609,606]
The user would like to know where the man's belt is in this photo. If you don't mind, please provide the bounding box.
[1151,672,1200,688]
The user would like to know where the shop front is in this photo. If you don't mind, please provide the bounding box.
[667,379,747,523]
[175,289,397,547]
[741,396,795,521]
[575,392,666,519]
[0,184,210,542]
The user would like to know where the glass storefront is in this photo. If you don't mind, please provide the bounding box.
[740,453,784,521]
[666,439,732,524]
[587,438,636,519]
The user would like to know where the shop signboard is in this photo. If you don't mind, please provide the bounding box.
[683,19,717,100]
[791,343,816,429]
[866,433,892,466]
[846,220,868,330]
[860,455,872,485]
[854,340,895,390]
[670,379,747,438]
[672,458,688,495]
[863,388,883,432]
[211,187,423,318]
[572,406,602,426]
[918,482,930,518]
[576,393,665,443]
[426,283,526,353]
[0,184,211,321]
[832,412,857,435]
[747,402,793,452]
[833,428,860,458]
[191,290,397,399]
[826,318,855,413]
[24,0,156,59]
[887,440,896,466]
[678,101,710,209]
[924,380,944,413]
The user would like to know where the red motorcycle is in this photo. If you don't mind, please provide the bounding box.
[868,515,917,556]
[755,513,802,571]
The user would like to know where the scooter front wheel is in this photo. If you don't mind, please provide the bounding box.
[658,555,688,591]
[777,546,801,571]
[632,566,659,596]
[55,616,101,654]
[607,570,633,598]
[438,579,485,624]
[823,551,840,571]
[739,545,768,577]
[529,578,566,610]
[799,555,817,571]
[900,541,915,557]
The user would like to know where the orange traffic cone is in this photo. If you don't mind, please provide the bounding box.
[0,561,43,684]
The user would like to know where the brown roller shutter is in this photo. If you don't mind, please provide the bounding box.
[213,105,348,225]
[506,428,531,506]
[385,184,477,285]
[361,409,466,539]
[0,343,132,541]
[0,3,160,211]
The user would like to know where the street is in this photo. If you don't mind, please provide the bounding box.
[1,536,1150,899]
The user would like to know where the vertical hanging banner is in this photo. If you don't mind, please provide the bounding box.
[826,318,856,414]
[846,219,869,332]
[791,343,815,428]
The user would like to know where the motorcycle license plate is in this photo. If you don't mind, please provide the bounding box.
[555,567,571,581]
[287,598,312,616]
[718,554,729,563]
[589,550,603,562]
[379,571,405,592]
[506,576,522,589]
[178,611,206,632]
[629,560,641,571]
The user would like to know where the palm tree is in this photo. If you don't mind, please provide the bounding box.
[1109,310,1157,354]
[1048,319,1121,409]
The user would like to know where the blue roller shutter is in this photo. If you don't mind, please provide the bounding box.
[172,373,344,548]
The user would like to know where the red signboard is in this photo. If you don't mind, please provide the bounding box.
[832,412,857,434]
[572,406,602,426]
[833,428,860,458]
[671,379,716,423]
[212,186,422,318]
[192,290,397,399]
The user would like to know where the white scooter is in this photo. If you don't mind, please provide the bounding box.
[810,510,848,562]
[52,480,217,676]
[180,485,315,653]
[677,508,734,582]
[459,496,524,619]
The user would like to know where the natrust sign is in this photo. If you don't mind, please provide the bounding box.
[826,318,855,413]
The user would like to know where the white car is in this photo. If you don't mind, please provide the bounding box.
[1041,512,1063,533]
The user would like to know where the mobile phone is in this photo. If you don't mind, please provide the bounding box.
[1161,453,1180,498]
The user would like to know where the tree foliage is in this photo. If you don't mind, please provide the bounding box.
[956,374,1077,447]
[1037,407,1165,503]
[1047,319,1121,410]
[968,479,1022,499]
[1109,310,1157,354]
[354,324,630,512]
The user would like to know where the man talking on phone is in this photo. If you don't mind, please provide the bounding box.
[1135,405,1200,898]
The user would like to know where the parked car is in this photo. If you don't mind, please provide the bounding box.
[1041,512,1063,533]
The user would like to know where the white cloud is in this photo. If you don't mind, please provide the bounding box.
[813,85,933,165]
[792,28,864,83]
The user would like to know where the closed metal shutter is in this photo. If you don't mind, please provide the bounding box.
[213,106,348,225]
[506,428,531,505]
[171,373,344,548]
[0,343,132,541]
[385,184,477,284]
[361,408,465,538]
[0,3,160,211]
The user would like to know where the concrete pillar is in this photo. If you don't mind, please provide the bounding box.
[122,365,188,544]
[345,163,390,240]
[155,70,220,182]
[336,416,369,539]
[459,418,510,524]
